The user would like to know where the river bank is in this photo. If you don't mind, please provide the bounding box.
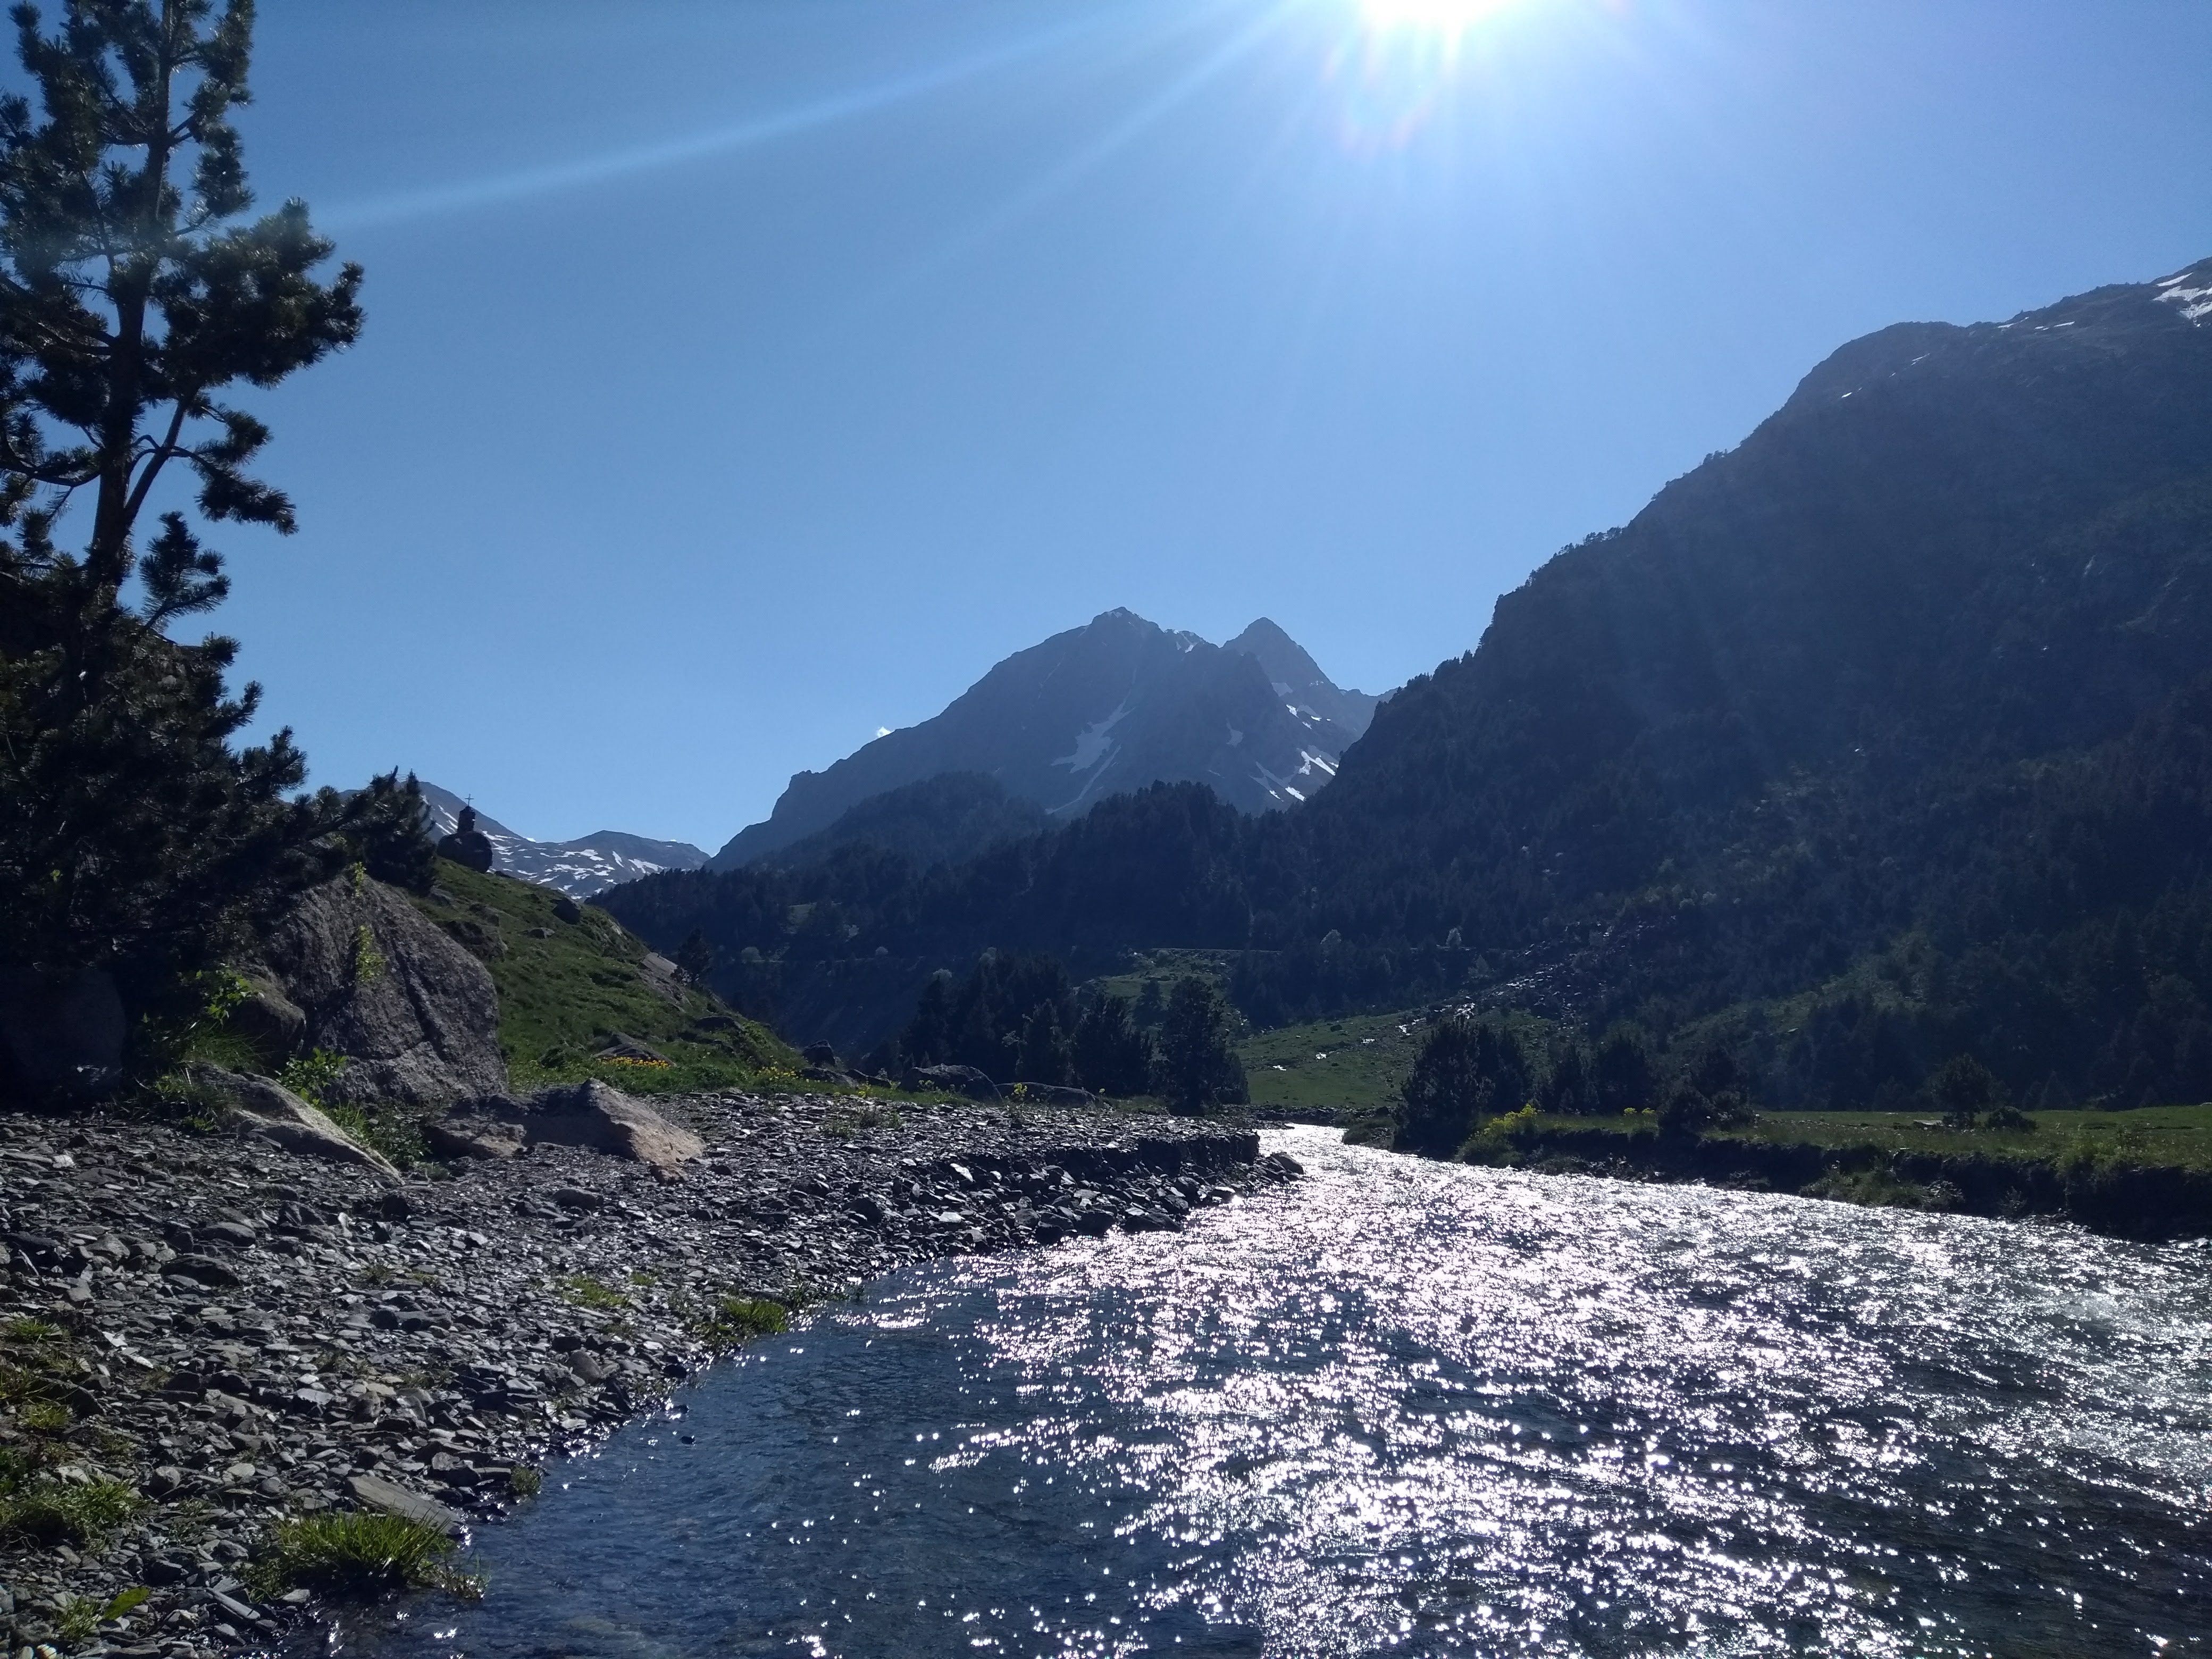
[0,1093,1288,1656]
[1430,1109,2212,1239]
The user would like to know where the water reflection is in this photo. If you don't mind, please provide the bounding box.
[315,1127,2212,1657]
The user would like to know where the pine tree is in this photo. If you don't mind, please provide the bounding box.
[1396,1016,1530,1155]
[0,1,383,1051]
[1013,1002,1071,1086]
[1071,992,1153,1096]
[675,928,715,986]
[1157,976,1246,1113]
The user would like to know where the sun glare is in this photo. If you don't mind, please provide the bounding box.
[1359,0,1526,43]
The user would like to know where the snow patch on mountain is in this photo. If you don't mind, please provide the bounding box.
[417,783,707,899]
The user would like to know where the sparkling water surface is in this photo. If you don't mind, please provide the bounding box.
[311,1127,2212,1657]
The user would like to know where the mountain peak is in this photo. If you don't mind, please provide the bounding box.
[1224,617,1380,741]
[710,609,1379,869]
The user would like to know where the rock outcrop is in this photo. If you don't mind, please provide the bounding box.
[429,1080,703,1175]
[435,803,497,874]
[259,876,507,1106]
[183,1065,401,1179]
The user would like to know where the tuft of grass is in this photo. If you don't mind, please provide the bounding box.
[507,1464,542,1498]
[255,1510,476,1598]
[17,1398,69,1432]
[692,1295,789,1348]
[322,1099,429,1167]
[54,1586,149,1645]
[559,1273,628,1312]
[0,1477,140,1545]
[4,1316,64,1345]
[824,1103,903,1140]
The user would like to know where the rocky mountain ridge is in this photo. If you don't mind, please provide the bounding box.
[417,782,707,899]
[710,609,1378,870]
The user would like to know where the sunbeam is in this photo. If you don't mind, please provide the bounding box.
[319,7,1134,233]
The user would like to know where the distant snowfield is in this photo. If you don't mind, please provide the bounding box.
[416,781,708,899]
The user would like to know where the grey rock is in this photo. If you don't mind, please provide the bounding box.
[226,969,307,1065]
[425,1103,528,1161]
[593,1033,667,1065]
[345,1472,465,1536]
[261,874,508,1107]
[1018,1083,1096,1107]
[905,1063,1001,1100]
[164,1254,242,1288]
[447,1081,703,1175]
[181,1065,401,1179]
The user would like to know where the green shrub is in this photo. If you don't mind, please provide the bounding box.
[279,1048,347,1106]
[351,923,387,984]
[255,1510,472,1598]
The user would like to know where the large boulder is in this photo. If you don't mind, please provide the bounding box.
[429,1079,702,1175]
[435,805,496,874]
[184,1065,400,1179]
[225,969,307,1064]
[260,876,507,1107]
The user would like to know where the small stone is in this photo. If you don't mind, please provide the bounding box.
[344,1472,464,1536]
[163,1254,241,1288]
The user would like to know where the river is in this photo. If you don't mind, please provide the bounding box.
[309,1126,2212,1657]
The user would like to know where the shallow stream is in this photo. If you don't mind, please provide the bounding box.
[309,1126,2212,1656]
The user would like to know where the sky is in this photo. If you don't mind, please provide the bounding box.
[52,0,2212,848]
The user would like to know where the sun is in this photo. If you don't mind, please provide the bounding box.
[1358,0,1526,42]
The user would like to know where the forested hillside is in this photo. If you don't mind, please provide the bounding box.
[606,259,2212,1108]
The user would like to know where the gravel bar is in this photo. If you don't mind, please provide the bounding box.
[0,1093,1293,1656]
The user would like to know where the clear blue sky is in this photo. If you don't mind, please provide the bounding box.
[140,0,2212,847]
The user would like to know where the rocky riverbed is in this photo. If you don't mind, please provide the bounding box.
[0,1092,1290,1657]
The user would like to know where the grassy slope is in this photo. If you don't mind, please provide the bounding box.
[408,859,800,1095]
[1238,1010,1421,1115]
[1725,1104,2212,1170]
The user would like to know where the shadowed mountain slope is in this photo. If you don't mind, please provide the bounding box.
[609,257,2212,1102]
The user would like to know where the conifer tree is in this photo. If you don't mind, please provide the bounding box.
[1071,992,1152,1097]
[0,1,395,1042]
[1396,1016,1529,1155]
[1157,976,1246,1113]
[1013,1001,1071,1086]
